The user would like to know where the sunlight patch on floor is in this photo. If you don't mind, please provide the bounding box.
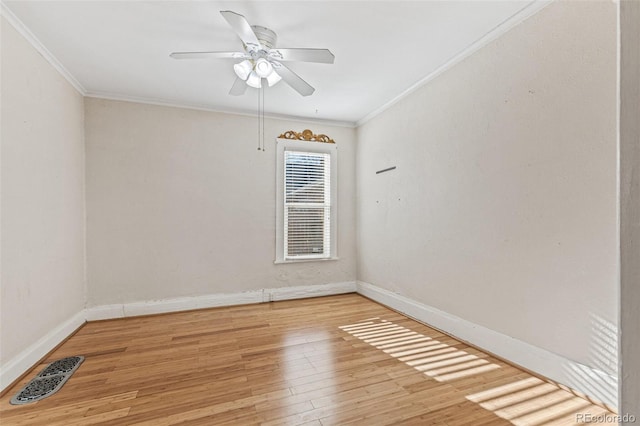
[339,318,501,383]
[467,377,617,425]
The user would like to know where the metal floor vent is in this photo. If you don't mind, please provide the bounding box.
[38,356,84,377]
[10,356,84,405]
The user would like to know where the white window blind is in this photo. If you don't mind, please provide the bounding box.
[284,150,331,259]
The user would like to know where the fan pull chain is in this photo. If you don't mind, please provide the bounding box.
[257,86,261,151]
[261,85,266,152]
[257,85,266,152]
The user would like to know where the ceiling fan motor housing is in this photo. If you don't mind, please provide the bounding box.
[251,25,277,50]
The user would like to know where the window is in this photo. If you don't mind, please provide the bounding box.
[275,138,337,262]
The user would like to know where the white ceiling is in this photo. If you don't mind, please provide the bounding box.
[3,1,546,126]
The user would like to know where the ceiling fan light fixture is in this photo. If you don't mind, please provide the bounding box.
[246,71,262,88]
[233,60,253,80]
[254,58,273,78]
[266,71,282,87]
[172,11,333,97]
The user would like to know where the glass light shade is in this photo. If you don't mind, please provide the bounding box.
[266,70,282,87]
[246,71,262,88]
[254,58,273,78]
[233,60,252,81]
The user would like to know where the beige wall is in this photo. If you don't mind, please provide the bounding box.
[1,19,86,364]
[620,0,640,417]
[0,0,623,406]
[357,0,617,371]
[84,98,356,306]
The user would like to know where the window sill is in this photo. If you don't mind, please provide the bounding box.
[274,257,340,265]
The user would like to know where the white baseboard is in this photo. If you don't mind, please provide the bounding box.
[269,281,356,301]
[2,282,356,393]
[0,310,86,392]
[85,281,357,320]
[357,281,618,408]
[7,281,614,409]
[84,304,124,321]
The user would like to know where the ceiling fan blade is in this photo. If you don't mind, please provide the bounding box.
[229,77,248,96]
[170,51,247,60]
[269,48,335,64]
[220,11,260,50]
[271,62,315,97]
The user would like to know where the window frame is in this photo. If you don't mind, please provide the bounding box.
[275,138,338,264]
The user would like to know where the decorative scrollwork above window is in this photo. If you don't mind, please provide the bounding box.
[278,129,335,144]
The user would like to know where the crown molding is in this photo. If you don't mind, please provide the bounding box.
[356,0,554,127]
[2,0,551,130]
[84,91,357,128]
[1,1,86,95]
[0,1,353,129]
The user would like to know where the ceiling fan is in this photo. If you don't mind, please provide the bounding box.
[170,11,335,97]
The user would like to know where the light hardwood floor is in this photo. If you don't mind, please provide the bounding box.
[0,294,616,425]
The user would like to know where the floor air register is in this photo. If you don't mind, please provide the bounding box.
[10,356,84,405]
